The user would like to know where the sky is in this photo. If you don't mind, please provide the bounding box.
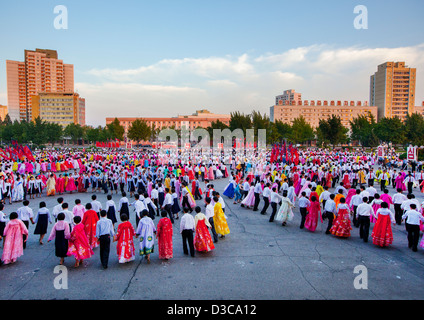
[1,0,424,127]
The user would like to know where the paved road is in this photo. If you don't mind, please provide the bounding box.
[0,175,424,300]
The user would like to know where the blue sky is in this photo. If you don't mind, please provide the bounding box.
[1,0,424,126]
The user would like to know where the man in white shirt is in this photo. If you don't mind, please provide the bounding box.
[253,181,263,211]
[350,189,363,228]
[162,187,174,223]
[91,194,103,218]
[52,197,64,222]
[260,183,271,215]
[298,192,310,229]
[402,203,424,252]
[323,194,336,234]
[365,185,377,203]
[180,207,195,257]
[17,200,34,249]
[393,188,407,225]
[356,197,374,243]
[132,193,146,227]
[319,186,331,210]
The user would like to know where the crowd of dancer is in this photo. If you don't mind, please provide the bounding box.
[0,149,231,267]
[1,146,424,268]
[223,148,424,252]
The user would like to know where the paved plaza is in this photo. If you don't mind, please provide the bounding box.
[1,174,424,300]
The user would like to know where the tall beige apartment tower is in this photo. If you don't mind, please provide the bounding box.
[6,49,74,122]
[370,62,416,121]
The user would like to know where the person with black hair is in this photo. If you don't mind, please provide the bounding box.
[1,212,28,265]
[156,210,173,260]
[17,200,34,249]
[402,203,424,252]
[114,214,136,264]
[371,201,395,247]
[48,212,70,265]
[179,207,195,257]
[356,197,373,242]
[34,201,52,245]
[67,215,94,268]
[135,210,156,263]
[96,210,115,269]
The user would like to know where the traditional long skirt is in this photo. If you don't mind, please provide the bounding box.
[107,206,118,224]
[34,214,48,235]
[194,220,215,252]
[55,229,69,258]
[371,214,393,247]
[330,209,352,238]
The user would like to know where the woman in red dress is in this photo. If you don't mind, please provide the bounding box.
[56,174,65,195]
[371,202,396,247]
[114,214,136,263]
[304,196,322,232]
[194,207,215,252]
[156,210,173,260]
[81,203,99,249]
[67,216,94,268]
[330,198,352,238]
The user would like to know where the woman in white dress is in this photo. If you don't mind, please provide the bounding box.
[275,190,295,226]
[12,176,24,202]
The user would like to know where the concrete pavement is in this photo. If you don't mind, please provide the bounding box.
[0,176,424,300]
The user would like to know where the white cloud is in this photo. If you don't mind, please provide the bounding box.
[78,43,424,126]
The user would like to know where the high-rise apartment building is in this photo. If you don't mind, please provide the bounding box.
[370,62,416,121]
[275,89,302,106]
[6,49,74,122]
[31,92,85,127]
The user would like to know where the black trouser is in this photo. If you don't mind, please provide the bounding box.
[261,197,269,215]
[165,204,174,223]
[352,206,359,227]
[368,179,374,187]
[182,229,195,257]
[299,207,307,229]
[253,192,260,211]
[23,220,29,249]
[325,211,334,234]
[182,196,192,212]
[406,223,420,251]
[99,234,111,268]
[407,182,413,195]
[380,180,386,192]
[241,190,248,200]
[208,217,218,243]
[352,179,358,188]
[153,199,159,216]
[269,202,278,222]
[358,216,370,242]
[394,204,403,225]
[194,187,201,200]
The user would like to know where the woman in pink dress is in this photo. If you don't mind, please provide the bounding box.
[65,174,77,194]
[67,216,94,268]
[304,196,322,232]
[1,212,29,265]
[208,165,214,180]
[370,193,383,224]
[241,183,256,209]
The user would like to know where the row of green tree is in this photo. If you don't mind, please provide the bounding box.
[2,111,424,147]
[0,115,126,146]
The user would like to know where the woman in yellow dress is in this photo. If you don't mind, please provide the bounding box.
[46,174,56,196]
[213,197,230,238]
